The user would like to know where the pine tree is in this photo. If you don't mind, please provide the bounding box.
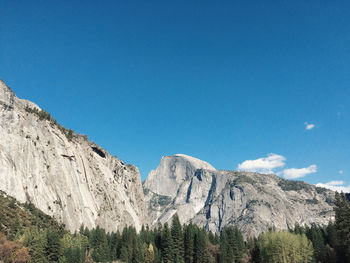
[334,192,350,262]
[46,228,60,262]
[91,226,109,262]
[310,224,326,263]
[171,214,184,263]
[194,228,210,263]
[219,230,233,263]
[132,240,145,263]
[22,227,49,263]
[232,226,244,261]
[79,224,85,235]
[184,224,195,263]
[161,223,173,263]
[109,231,120,261]
[326,221,338,249]
[154,223,163,255]
[120,245,129,262]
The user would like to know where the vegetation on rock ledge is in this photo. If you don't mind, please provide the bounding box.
[24,105,86,142]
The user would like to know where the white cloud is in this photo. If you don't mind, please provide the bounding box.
[237,153,286,174]
[339,170,344,174]
[326,180,345,186]
[304,122,315,130]
[316,181,350,193]
[283,165,317,179]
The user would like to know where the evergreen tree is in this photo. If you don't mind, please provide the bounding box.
[79,224,84,235]
[153,244,162,263]
[326,221,338,249]
[154,224,162,249]
[171,214,184,263]
[90,226,109,262]
[46,229,60,262]
[232,226,244,261]
[310,224,326,263]
[334,192,350,262]
[219,230,233,263]
[109,231,120,261]
[194,228,210,263]
[143,243,155,263]
[161,223,173,263]
[132,240,145,263]
[22,227,49,263]
[120,245,129,263]
[184,224,195,263]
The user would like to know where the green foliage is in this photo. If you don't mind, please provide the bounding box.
[232,175,256,185]
[22,227,49,263]
[219,226,244,263]
[184,223,195,263]
[171,214,184,263]
[161,223,174,263]
[278,179,311,192]
[310,224,327,262]
[335,192,350,262]
[120,245,129,262]
[316,186,328,194]
[46,229,60,262]
[90,226,109,262]
[3,189,350,263]
[0,190,66,238]
[194,228,211,263]
[24,105,79,141]
[257,230,314,263]
[306,198,319,205]
[25,105,54,122]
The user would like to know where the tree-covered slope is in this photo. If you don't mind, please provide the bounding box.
[0,190,66,239]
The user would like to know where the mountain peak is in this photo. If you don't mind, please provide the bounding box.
[0,78,16,110]
[171,154,216,171]
[143,154,215,199]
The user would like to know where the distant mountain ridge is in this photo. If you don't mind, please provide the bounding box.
[143,154,335,236]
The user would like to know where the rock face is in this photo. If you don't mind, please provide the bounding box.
[0,79,149,232]
[143,154,335,236]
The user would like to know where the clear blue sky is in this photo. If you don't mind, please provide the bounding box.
[1,1,349,189]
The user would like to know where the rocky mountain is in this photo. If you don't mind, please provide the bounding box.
[143,154,335,236]
[0,79,149,233]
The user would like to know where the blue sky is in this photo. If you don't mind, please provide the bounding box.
[1,1,349,190]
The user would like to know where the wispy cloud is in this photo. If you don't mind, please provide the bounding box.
[339,170,344,174]
[237,153,286,174]
[304,122,315,130]
[316,181,350,193]
[283,165,317,179]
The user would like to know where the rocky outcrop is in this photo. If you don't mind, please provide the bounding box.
[143,154,335,236]
[0,78,149,232]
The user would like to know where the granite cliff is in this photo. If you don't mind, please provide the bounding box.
[0,79,149,232]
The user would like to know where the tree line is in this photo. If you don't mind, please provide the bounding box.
[1,192,349,263]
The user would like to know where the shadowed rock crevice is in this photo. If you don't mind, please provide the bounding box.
[91,146,106,158]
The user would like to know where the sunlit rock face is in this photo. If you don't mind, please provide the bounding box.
[0,79,149,232]
[143,154,335,236]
